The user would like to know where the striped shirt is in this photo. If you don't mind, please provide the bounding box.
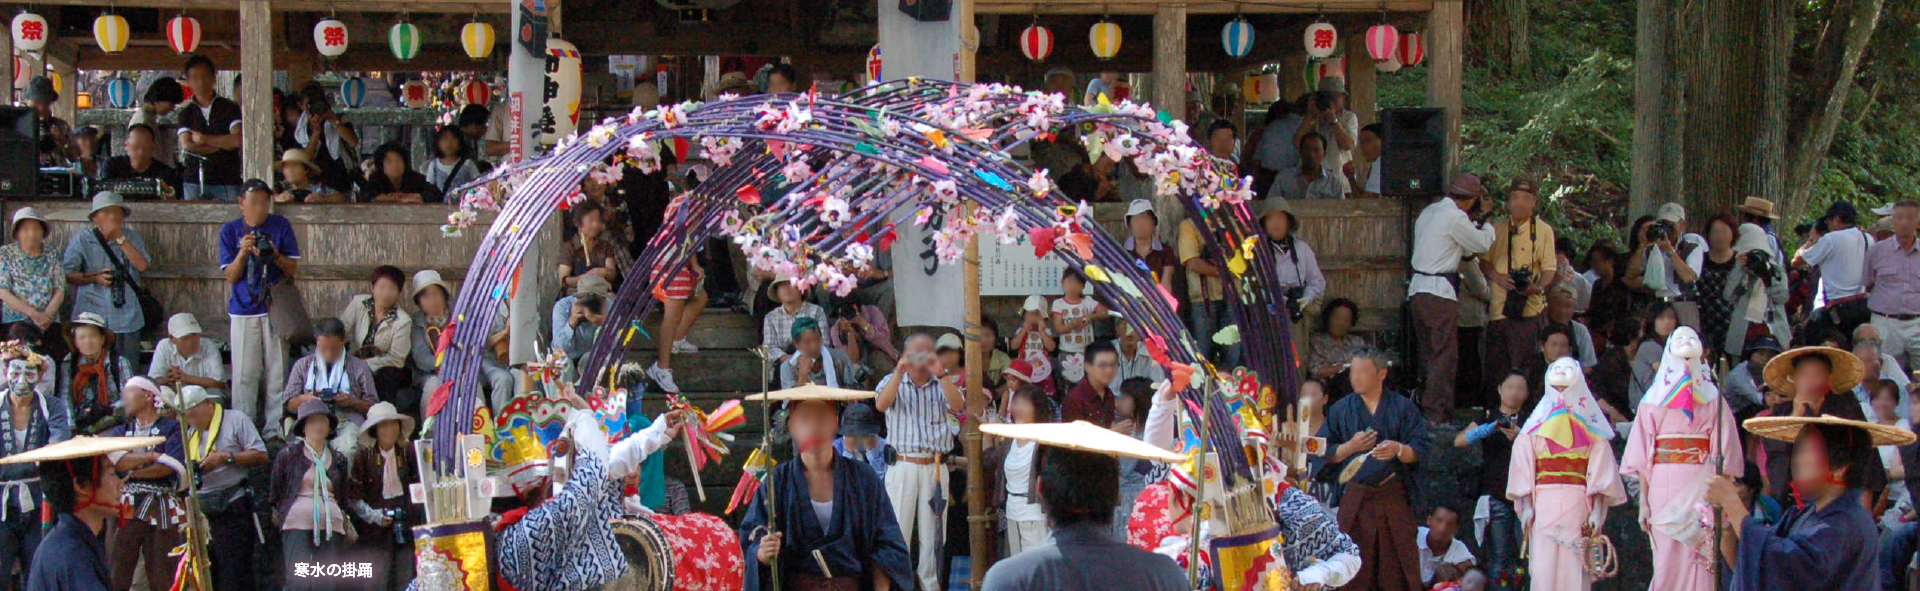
[879,372,954,455]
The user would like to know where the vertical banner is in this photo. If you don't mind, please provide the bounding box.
[877,0,966,329]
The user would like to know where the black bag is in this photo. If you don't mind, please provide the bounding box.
[92,229,164,334]
[897,0,951,21]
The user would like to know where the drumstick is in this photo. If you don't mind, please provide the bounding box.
[685,435,707,502]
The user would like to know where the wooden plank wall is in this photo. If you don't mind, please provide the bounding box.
[0,201,560,341]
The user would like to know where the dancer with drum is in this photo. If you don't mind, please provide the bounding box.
[739,385,913,591]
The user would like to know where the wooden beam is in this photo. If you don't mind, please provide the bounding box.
[74,45,496,72]
[0,25,11,105]
[1426,0,1463,173]
[976,0,1436,14]
[1153,3,1187,121]
[21,0,508,13]
[47,51,77,125]
[240,0,272,182]
[565,20,822,57]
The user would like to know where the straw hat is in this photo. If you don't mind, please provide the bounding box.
[292,399,338,435]
[1735,197,1780,220]
[358,401,417,447]
[277,149,321,175]
[1742,414,1917,446]
[980,421,1186,463]
[0,435,165,465]
[1762,346,1866,394]
[745,384,876,402]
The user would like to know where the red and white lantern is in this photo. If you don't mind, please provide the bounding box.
[313,18,350,58]
[11,12,49,53]
[461,78,493,106]
[1019,24,1054,62]
[1365,24,1399,62]
[166,16,202,54]
[1397,32,1426,67]
[1303,21,1338,59]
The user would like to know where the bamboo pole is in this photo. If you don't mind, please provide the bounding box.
[963,206,989,589]
[757,346,781,591]
[1186,385,1212,586]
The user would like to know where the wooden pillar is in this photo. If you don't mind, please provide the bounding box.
[1152,4,1187,121]
[1426,1,1465,173]
[239,0,273,181]
[1346,35,1378,126]
[1280,51,1307,105]
[47,49,75,124]
[0,30,13,105]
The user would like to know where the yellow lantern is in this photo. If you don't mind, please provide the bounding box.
[1089,20,1122,60]
[461,21,495,61]
[93,14,129,54]
[76,91,92,109]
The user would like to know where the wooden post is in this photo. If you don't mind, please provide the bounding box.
[0,28,12,105]
[950,1,990,588]
[1427,0,1465,174]
[1280,50,1307,105]
[47,51,75,125]
[1346,34,1378,126]
[1152,4,1187,122]
[239,0,273,181]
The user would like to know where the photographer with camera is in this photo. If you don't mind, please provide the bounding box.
[62,192,152,368]
[221,181,301,439]
[178,385,267,591]
[1293,79,1360,178]
[1481,178,1559,392]
[1721,223,1793,358]
[272,318,377,454]
[1257,200,1326,329]
[1794,200,1876,342]
[22,76,76,167]
[1452,369,1530,591]
[346,402,418,591]
[1626,203,1703,325]
[1408,174,1498,423]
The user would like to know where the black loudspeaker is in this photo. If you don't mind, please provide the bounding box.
[1378,107,1447,197]
[0,107,36,198]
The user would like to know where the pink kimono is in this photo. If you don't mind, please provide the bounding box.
[1620,327,1744,591]
[1508,358,1627,591]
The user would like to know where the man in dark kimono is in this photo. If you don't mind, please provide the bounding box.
[979,421,1188,591]
[1757,347,1871,500]
[4,434,167,591]
[740,389,913,591]
[1708,415,1899,591]
[1315,348,1432,591]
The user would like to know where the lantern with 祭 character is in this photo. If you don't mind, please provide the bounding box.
[402,80,433,109]
[539,39,583,146]
[1303,21,1337,59]
[866,45,882,81]
[314,18,349,58]
[93,14,129,54]
[11,12,48,53]
[166,15,201,54]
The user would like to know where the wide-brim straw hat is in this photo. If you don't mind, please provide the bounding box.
[0,435,165,464]
[1735,197,1780,220]
[1763,346,1866,394]
[1743,414,1917,446]
[745,384,876,402]
[358,401,417,447]
[277,149,322,174]
[980,421,1186,463]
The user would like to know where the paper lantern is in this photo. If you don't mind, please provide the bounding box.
[401,80,431,109]
[460,21,495,60]
[1305,56,1346,89]
[340,77,368,109]
[1221,18,1254,58]
[166,16,201,54]
[10,54,19,87]
[1366,25,1399,62]
[105,77,135,109]
[11,13,48,52]
[461,78,492,106]
[93,14,129,54]
[314,19,349,58]
[1303,21,1337,59]
[1019,24,1053,62]
[538,39,582,146]
[1089,21,1122,60]
[865,45,881,81]
[1243,73,1280,104]
[1398,32,1426,67]
[1376,53,1403,73]
[389,22,421,61]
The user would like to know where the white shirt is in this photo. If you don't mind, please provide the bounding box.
[1802,227,1875,301]
[1646,233,1707,299]
[810,500,833,526]
[1416,526,1475,584]
[1311,110,1363,177]
[1409,199,1497,300]
[1364,161,1381,194]
[1051,297,1099,353]
[1003,440,1044,521]
[148,337,227,398]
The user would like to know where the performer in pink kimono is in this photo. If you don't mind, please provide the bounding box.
[1620,326,1744,591]
[1507,357,1627,591]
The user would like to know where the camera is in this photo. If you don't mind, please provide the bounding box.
[1744,250,1774,281]
[383,508,411,544]
[249,231,277,258]
[1502,268,1535,319]
[1646,220,1675,243]
[1493,414,1516,429]
[1283,286,1307,323]
[315,389,341,406]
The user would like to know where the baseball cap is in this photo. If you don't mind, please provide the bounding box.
[935,333,963,352]
[242,178,273,196]
[167,313,203,339]
[1022,294,1048,313]
[1657,202,1687,224]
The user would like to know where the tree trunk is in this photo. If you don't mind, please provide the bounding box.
[1502,0,1530,74]
[1752,0,1791,203]
[1631,0,1676,217]
[1784,0,1883,215]
[1683,0,1773,218]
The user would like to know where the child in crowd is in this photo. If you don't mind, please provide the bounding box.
[1416,504,1476,587]
[986,386,1055,557]
[1454,370,1529,586]
[1012,295,1056,370]
[1050,269,1107,385]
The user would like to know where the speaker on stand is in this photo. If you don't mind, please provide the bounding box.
[1377,107,1452,416]
[0,107,38,199]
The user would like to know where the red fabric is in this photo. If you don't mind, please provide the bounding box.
[494,506,530,531]
[654,513,744,591]
[1127,480,1177,551]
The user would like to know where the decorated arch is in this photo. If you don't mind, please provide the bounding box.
[430,79,1299,485]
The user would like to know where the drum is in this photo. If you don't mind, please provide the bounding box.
[605,516,674,591]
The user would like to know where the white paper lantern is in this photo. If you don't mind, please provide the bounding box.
[314,19,350,58]
[401,80,432,108]
[1221,19,1254,58]
[1303,21,1338,59]
[539,39,583,147]
[11,13,49,52]
[1376,53,1403,73]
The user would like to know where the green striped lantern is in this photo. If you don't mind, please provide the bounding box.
[389,22,421,61]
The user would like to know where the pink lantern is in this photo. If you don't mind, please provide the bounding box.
[1365,24,1399,62]
[1019,24,1054,62]
[1398,32,1426,67]
[166,16,202,54]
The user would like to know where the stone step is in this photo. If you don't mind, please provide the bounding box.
[615,348,769,394]
[626,310,761,351]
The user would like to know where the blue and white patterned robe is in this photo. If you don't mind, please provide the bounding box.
[497,410,674,591]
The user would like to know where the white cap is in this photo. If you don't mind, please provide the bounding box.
[936,333,963,351]
[167,313,203,339]
[1873,203,1897,217]
[1125,199,1156,220]
[1657,202,1686,223]
[1022,294,1048,313]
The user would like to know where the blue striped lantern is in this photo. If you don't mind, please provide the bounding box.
[1221,18,1254,58]
[340,77,368,109]
[105,78,135,109]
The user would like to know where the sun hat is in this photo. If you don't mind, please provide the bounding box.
[574,274,614,299]
[11,207,48,239]
[1735,197,1780,220]
[840,403,884,437]
[277,149,322,174]
[980,421,1186,463]
[745,384,876,402]
[167,313,203,339]
[70,312,108,332]
[177,385,216,411]
[292,398,338,436]
[88,191,129,218]
[935,333,963,352]
[1762,346,1866,395]
[0,435,165,465]
[410,269,454,306]
[1446,173,1487,198]
[357,401,418,447]
[22,76,56,103]
[1743,414,1916,446]
[1125,199,1156,221]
